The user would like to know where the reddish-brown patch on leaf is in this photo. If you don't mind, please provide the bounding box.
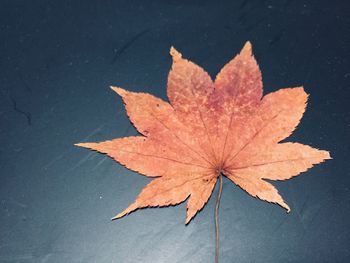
[76,42,331,223]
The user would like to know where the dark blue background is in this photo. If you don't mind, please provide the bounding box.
[1,1,349,262]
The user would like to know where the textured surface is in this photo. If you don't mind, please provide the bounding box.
[76,43,330,223]
[0,1,349,262]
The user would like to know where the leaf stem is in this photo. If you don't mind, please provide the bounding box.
[215,174,223,263]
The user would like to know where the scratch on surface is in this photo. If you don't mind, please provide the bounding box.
[0,254,33,261]
[308,203,323,225]
[44,125,106,170]
[40,253,53,263]
[81,125,105,141]
[298,195,309,216]
[237,12,247,24]
[43,154,65,170]
[8,198,28,208]
[239,0,248,9]
[274,215,289,232]
[0,243,14,250]
[18,71,32,93]
[92,156,109,170]
[293,207,307,234]
[245,15,269,32]
[269,30,285,46]
[68,152,96,171]
[110,29,149,64]
[10,96,32,125]
[76,124,130,170]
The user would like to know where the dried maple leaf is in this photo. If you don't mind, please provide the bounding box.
[75,42,331,225]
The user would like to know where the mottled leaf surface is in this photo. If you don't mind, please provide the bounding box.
[76,42,331,224]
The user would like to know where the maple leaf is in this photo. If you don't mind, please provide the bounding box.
[75,42,331,224]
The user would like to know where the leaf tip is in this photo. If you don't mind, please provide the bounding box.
[112,206,136,220]
[111,215,119,221]
[282,202,291,213]
[324,150,332,160]
[170,46,182,61]
[240,41,253,56]
[110,86,127,97]
[74,142,91,148]
[111,212,125,220]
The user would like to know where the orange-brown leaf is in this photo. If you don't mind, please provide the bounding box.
[76,42,331,224]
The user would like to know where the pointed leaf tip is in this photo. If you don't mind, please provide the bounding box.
[74,142,89,148]
[240,41,252,56]
[111,211,127,220]
[74,142,98,150]
[110,86,126,97]
[170,46,182,61]
[282,202,291,213]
